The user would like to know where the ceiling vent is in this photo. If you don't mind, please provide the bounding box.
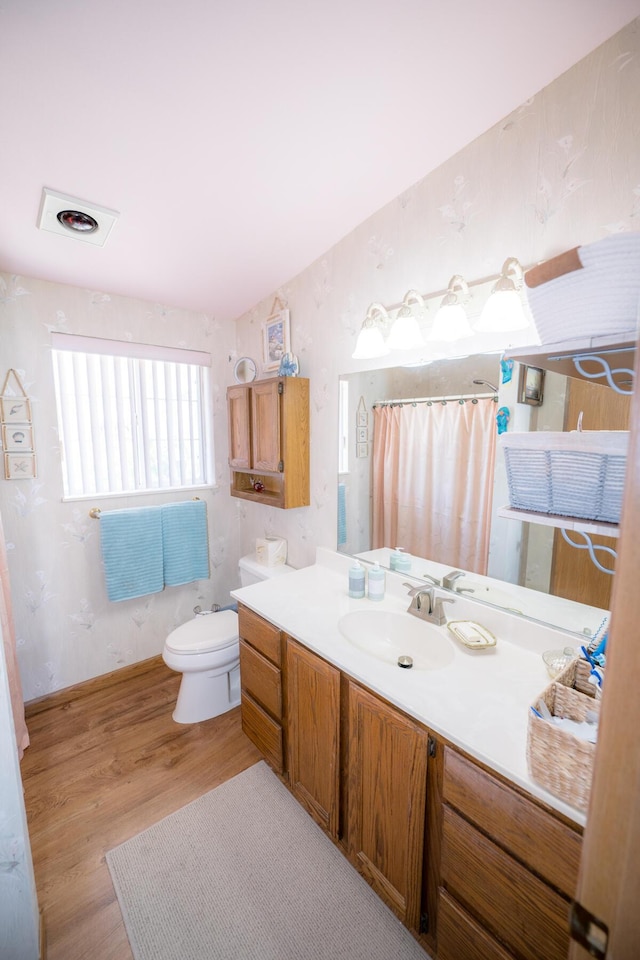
[37,188,119,246]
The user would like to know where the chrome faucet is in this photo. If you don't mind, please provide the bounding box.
[442,570,465,590]
[405,585,454,626]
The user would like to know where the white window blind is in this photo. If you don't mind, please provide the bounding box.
[51,334,213,498]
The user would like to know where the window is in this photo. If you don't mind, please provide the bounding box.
[51,333,213,498]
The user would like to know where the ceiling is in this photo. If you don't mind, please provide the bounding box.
[1,1,639,323]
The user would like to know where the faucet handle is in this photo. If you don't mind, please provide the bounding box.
[431,595,455,624]
[403,582,422,597]
[442,570,465,590]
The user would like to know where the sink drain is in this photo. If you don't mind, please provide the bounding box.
[397,655,413,669]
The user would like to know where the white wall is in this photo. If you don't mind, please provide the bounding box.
[233,19,640,575]
[0,278,237,700]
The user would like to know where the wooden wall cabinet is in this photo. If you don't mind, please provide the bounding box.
[286,638,340,838]
[227,376,309,508]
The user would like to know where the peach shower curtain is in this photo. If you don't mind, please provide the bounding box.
[372,397,497,574]
[1,509,29,757]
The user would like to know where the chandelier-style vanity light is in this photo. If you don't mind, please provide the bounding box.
[426,275,474,341]
[386,289,426,350]
[475,257,529,332]
[352,303,390,359]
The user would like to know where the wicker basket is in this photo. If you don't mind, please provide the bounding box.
[500,430,628,523]
[526,660,600,812]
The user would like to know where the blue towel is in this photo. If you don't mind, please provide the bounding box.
[100,506,164,602]
[337,483,347,546]
[161,500,210,586]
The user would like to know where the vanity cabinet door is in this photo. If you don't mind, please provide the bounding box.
[286,638,340,838]
[346,680,428,931]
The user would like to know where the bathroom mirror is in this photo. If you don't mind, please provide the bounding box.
[233,356,257,383]
[337,352,626,637]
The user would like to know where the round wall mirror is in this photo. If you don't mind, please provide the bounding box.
[233,357,257,383]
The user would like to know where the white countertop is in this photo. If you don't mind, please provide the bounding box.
[232,547,587,827]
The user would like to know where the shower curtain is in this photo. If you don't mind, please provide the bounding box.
[1,508,29,757]
[372,397,497,574]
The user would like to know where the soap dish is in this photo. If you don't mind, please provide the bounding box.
[447,620,497,650]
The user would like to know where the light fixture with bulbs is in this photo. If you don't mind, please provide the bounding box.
[426,275,474,342]
[351,256,536,360]
[386,289,426,350]
[352,303,390,359]
[475,257,529,332]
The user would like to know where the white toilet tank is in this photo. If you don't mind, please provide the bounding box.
[239,553,294,586]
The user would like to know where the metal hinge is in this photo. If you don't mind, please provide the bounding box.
[278,460,284,472]
[428,735,437,758]
[419,912,429,935]
[569,901,608,959]
[278,381,284,395]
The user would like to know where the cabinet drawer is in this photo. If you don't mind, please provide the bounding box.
[240,692,284,775]
[441,806,570,960]
[437,889,515,960]
[238,605,282,665]
[443,747,581,897]
[240,639,282,720]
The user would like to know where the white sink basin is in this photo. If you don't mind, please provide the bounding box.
[338,609,455,671]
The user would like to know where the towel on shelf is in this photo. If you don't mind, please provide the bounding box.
[100,506,164,602]
[161,499,210,586]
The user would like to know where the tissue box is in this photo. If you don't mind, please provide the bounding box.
[256,537,287,566]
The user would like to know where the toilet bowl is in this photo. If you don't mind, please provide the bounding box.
[162,553,294,723]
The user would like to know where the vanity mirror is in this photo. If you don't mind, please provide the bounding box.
[337,352,628,637]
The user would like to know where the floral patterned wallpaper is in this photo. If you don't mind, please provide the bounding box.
[1,18,639,702]
[0,278,237,701]
[234,18,640,577]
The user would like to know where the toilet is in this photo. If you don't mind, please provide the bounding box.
[162,553,294,723]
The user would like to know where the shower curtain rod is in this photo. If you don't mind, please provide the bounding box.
[373,391,497,407]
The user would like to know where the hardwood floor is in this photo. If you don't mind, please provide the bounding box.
[20,656,261,960]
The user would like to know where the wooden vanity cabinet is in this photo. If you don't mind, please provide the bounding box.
[238,604,286,776]
[346,680,429,932]
[286,638,341,838]
[227,376,309,508]
[436,746,583,960]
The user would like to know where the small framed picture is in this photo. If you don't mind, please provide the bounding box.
[4,452,37,479]
[0,396,31,423]
[356,426,368,443]
[356,442,368,458]
[518,364,545,406]
[262,308,291,372]
[2,423,34,451]
[357,410,368,427]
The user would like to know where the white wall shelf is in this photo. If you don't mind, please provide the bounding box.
[498,506,619,575]
[505,335,636,395]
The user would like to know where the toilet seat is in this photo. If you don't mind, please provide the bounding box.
[165,610,238,655]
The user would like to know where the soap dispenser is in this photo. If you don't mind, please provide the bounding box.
[348,561,366,599]
[368,562,385,601]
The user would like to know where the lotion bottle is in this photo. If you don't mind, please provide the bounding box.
[368,562,385,601]
[348,561,365,599]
